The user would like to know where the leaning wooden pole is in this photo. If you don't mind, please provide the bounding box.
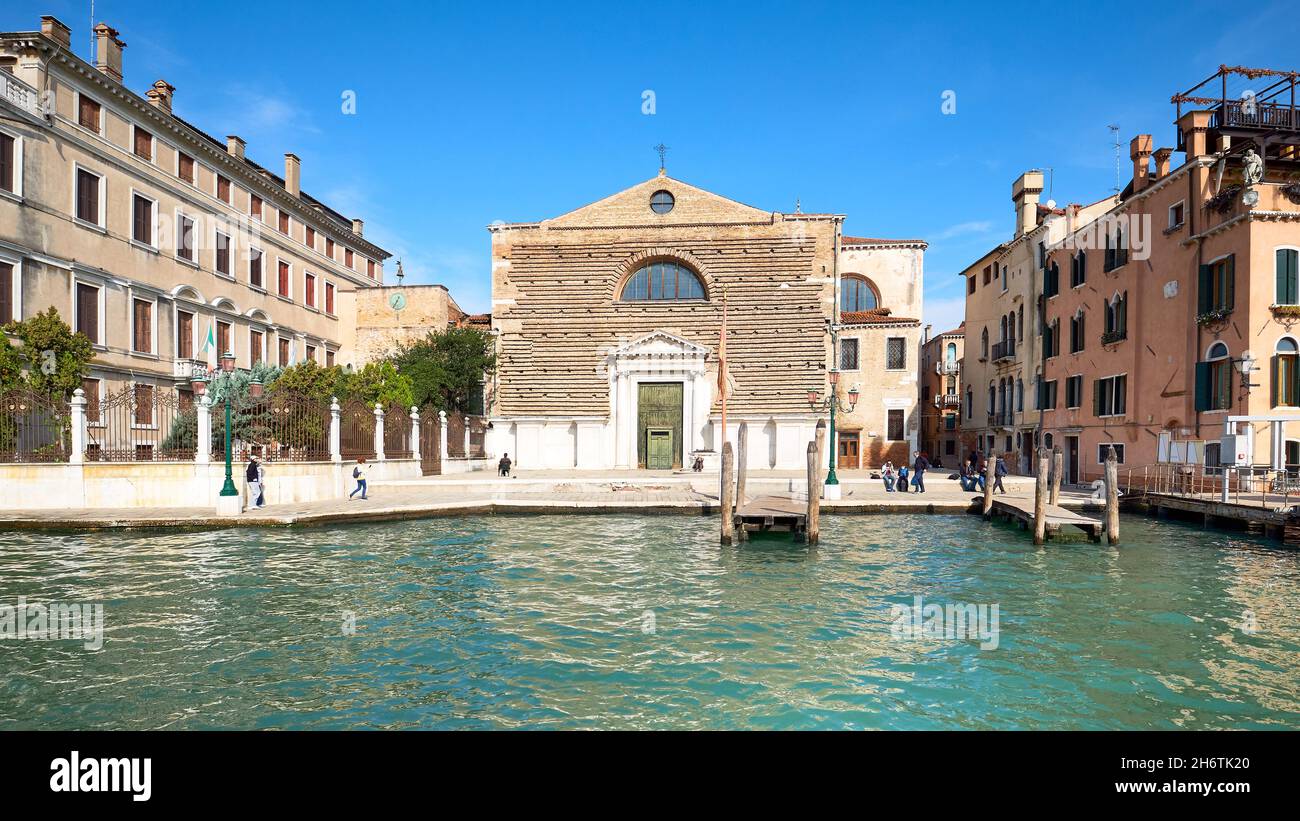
[720,442,735,545]
[1050,445,1063,506]
[982,452,994,516]
[1105,445,1120,545]
[1033,447,1049,545]
[737,421,748,506]
[805,440,820,545]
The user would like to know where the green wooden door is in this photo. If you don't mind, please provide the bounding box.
[637,382,683,469]
[646,428,674,470]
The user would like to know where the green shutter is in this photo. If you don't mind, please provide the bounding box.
[1225,255,1235,310]
[1198,264,1213,313]
[1195,361,1212,411]
[1272,355,1280,407]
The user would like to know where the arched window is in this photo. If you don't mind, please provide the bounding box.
[621,260,706,301]
[1203,342,1232,412]
[1016,378,1024,412]
[981,328,989,359]
[1277,248,1300,306]
[966,385,973,419]
[945,342,956,364]
[1275,337,1299,407]
[1104,291,1128,340]
[840,275,878,312]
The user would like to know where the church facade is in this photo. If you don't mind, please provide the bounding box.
[485,173,924,471]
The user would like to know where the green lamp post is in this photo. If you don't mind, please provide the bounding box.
[195,351,262,504]
[808,369,860,487]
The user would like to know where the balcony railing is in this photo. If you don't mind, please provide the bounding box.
[173,358,209,380]
[1,71,42,119]
[991,339,1015,362]
[935,361,960,375]
[934,393,961,409]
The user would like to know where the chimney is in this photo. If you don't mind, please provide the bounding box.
[284,153,300,197]
[1176,110,1213,159]
[226,135,246,160]
[146,79,174,112]
[1130,134,1153,192]
[41,16,71,48]
[93,23,125,83]
[352,218,364,236]
[1153,147,1173,179]
[1011,170,1044,236]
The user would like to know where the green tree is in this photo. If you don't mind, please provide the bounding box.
[268,361,348,403]
[343,360,414,409]
[3,307,94,398]
[0,334,23,391]
[392,327,495,412]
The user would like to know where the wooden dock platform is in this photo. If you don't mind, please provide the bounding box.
[988,496,1103,541]
[734,495,807,540]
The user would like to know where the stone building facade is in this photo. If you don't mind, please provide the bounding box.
[337,282,484,367]
[0,16,389,402]
[919,323,963,464]
[486,173,924,471]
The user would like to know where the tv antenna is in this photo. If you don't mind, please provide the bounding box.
[1108,125,1121,195]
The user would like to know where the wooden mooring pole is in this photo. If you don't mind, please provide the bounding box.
[1033,447,1049,545]
[720,442,735,545]
[1050,445,1063,506]
[1104,445,1120,544]
[982,451,994,516]
[737,421,748,506]
[806,440,820,545]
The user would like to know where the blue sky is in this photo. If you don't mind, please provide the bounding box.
[8,0,1298,332]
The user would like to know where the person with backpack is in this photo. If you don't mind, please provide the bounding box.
[349,457,368,500]
[993,455,1009,494]
[245,455,265,510]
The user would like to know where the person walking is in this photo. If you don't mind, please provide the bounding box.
[993,455,1008,494]
[349,457,369,500]
[912,451,931,494]
[245,455,265,510]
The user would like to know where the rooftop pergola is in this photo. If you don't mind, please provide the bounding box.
[1172,65,1300,161]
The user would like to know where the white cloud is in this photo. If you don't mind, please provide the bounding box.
[933,220,995,241]
[923,295,966,336]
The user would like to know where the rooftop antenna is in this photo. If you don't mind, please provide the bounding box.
[1108,125,1121,195]
[1042,167,1056,208]
[653,143,668,174]
[795,197,802,214]
[89,0,94,56]
[395,259,405,285]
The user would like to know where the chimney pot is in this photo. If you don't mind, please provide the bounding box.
[352,218,364,236]
[93,23,125,83]
[1153,147,1173,179]
[284,153,301,198]
[226,135,246,160]
[146,79,175,112]
[1176,110,1213,160]
[1010,170,1044,237]
[40,16,71,48]
[1130,134,1154,192]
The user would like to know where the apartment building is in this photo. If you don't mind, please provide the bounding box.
[0,16,390,409]
[920,323,963,465]
[1040,66,1300,483]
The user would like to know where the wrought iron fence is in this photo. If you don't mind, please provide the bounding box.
[384,404,412,459]
[468,415,487,458]
[446,411,466,458]
[209,391,331,462]
[419,403,441,475]
[0,388,71,462]
[339,398,376,460]
[88,385,196,461]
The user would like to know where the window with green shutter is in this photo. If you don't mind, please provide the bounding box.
[1278,249,1300,306]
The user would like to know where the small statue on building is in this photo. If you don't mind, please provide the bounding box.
[1242,148,1264,187]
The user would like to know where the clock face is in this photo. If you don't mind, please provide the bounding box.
[389,292,407,311]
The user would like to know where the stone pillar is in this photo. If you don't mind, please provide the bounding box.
[410,406,420,458]
[195,393,211,464]
[374,403,386,461]
[438,410,449,462]
[69,388,87,464]
[463,418,471,458]
[329,396,341,462]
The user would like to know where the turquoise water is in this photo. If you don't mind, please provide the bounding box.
[2,513,1299,730]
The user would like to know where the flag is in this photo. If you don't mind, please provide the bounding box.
[201,322,215,354]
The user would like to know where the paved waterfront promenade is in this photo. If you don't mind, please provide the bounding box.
[0,468,1100,530]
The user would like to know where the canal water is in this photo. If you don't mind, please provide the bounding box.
[2,514,1298,730]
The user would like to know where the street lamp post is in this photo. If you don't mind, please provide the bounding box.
[808,370,859,495]
[197,351,263,514]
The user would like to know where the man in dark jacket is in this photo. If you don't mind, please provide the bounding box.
[912,451,931,493]
[993,456,1008,494]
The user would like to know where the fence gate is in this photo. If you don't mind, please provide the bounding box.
[384,403,412,459]
[419,403,441,475]
[339,398,376,461]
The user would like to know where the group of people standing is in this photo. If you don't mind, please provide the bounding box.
[959,450,1008,494]
[880,451,933,493]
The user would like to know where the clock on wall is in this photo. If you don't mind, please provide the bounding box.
[389,292,407,312]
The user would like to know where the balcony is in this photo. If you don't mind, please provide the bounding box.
[935,361,960,376]
[173,358,209,380]
[934,393,961,409]
[1,71,43,119]
[991,339,1016,362]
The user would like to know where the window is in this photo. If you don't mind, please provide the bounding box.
[621,261,706,301]
[1037,379,1058,410]
[304,272,316,308]
[75,168,102,225]
[983,265,992,285]
[1195,342,1233,412]
[133,126,153,161]
[77,94,101,132]
[278,260,291,298]
[326,349,335,367]
[1198,255,1235,315]
[1105,225,1129,271]
[1094,374,1128,416]
[132,193,155,245]
[175,213,195,262]
[278,210,290,234]
[216,174,231,203]
[132,298,152,354]
[0,131,16,195]
[306,344,317,363]
[0,261,13,324]
[1044,318,1060,358]
[278,337,291,366]
[326,237,335,258]
[1274,337,1300,407]
[886,337,906,370]
[82,378,100,424]
[216,321,231,356]
[1044,261,1060,298]
[1070,251,1086,288]
[250,330,263,365]
[1016,378,1024,412]
[345,249,354,268]
[325,281,335,314]
[1097,443,1125,464]
[1103,292,1127,341]
[1069,310,1085,353]
[1169,201,1185,230]
[249,248,263,288]
[367,259,376,279]
[1277,248,1300,306]
[215,231,231,276]
[305,226,315,250]
[650,190,675,214]
[841,276,878,312]
[887,409,905,441]
[250,194,262,220]
[840,338,859,370]
[75,283,100,343]
[177,309,194,359]
[177,152,195,184]
[967,275,976,295]
[1066,375,1083,408]
[133,384,154,426]
[1000,264,1007,292]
